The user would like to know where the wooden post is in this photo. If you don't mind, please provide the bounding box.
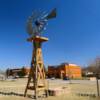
[24,36,48,99]
[96,76,100,97]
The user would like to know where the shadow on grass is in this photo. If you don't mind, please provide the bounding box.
[0,91,47,99]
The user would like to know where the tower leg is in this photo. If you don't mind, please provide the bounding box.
[24,71,32,97]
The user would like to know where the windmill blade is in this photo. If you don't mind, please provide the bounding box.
[31,11,41,21]
[27,17,33,35]
[32,10,44,21]
[46,8,57,20]
[26,14,39,36]
[27,11,44,36]
[27,23,33,35]
[39,11,48,20]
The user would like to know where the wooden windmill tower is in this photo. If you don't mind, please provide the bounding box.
[24,9,56,99]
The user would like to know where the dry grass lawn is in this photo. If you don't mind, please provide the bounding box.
[0,79,100,100]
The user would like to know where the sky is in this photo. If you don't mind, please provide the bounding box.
[0,0,100,70]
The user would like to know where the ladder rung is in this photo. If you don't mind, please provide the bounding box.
[28,86,35,90]
[27,85,45,90]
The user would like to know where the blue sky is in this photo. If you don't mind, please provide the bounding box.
[0,0,100,70]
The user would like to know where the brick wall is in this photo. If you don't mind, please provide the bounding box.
[48,63,82,79]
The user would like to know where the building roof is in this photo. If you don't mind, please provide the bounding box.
[48,63,80,68]
[69,64,79,66]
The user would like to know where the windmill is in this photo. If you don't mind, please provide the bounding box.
[27,8,56,37]
[24,8,56,99]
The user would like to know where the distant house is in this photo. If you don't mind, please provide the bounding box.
[48,63,82,79]
[0,74,5,80]
[85,72,94,76]
[6,67,30,78]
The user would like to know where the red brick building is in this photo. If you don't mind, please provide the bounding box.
[48,63,82,79]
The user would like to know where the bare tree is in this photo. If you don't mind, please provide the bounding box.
[88,57,100,73]
[82,57,100,77]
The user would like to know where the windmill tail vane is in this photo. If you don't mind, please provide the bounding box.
[46,8,57,20]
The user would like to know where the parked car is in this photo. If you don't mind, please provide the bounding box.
[63,77,69,80]
[50,77,55,80]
